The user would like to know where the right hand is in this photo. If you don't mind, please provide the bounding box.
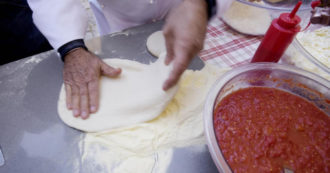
[63,48,121,119]
[162,0,208,90]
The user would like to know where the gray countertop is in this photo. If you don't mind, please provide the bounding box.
[0,21,218,173]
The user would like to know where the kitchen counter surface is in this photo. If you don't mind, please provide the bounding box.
[0,21,218,173]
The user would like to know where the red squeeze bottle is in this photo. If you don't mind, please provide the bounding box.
[251,1,302,63]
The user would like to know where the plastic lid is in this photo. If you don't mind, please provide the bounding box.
[278,1,302,28]
[278,13,302,28]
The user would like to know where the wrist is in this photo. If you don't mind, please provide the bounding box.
[204,0,217,19]
[186,0,212,19]
[58,39,88,62]
[64,47,86,58]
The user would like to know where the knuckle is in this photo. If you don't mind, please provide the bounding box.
[163,29,172,38]
[168,76,179,85]
[79,90,88,96]
[79,87,88,95]
[176,60,189,69]
[194,41,204,51]
[71,85,80,95]
[90,59,100,67]
[167,76,176,84]
[71,89,79,96]
[88,86,98,97]
[64,79,73,86]
[88,87,96,95]
[89,83,98,91]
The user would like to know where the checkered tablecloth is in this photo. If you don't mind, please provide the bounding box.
[199,17,263,68]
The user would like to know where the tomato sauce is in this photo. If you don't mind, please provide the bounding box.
[213,87,329,173]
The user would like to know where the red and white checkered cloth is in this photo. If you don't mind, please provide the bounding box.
[200,17,263,68]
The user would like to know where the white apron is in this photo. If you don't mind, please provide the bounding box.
[27,0,233,49]
[89,0,181,35]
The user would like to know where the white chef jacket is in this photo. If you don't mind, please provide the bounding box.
[27,0,233,50]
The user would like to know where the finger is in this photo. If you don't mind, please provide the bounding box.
[164,32,175,65]
[64,84,72,110]
[79,84,90,119]
[163,48,191,90]
[71,85,80,117]
[163,61,186,91]
[165,39,175,65]
[163,61,187,91]
[101,62,122,78]
[88,79,99,114]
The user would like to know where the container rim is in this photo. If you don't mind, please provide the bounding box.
[203,62,330,173]
[236,0,312,11]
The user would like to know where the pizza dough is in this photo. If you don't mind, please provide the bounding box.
[146,31,166,57]
[57,53,178,132]
[222,1,272,36]
[80,64,230,172]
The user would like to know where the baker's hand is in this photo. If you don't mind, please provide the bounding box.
[63,48,121,119]
[162,0,208,90]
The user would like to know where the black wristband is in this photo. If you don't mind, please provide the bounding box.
[58,39,88,61]
[205,0,217,20]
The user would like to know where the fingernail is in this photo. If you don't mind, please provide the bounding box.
[81,111,88,118]
[67,104,72,109]
[73,110,80,117]
[90,106,97,112]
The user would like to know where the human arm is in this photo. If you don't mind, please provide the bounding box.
[27,0,121,119]
[27,0,88,49]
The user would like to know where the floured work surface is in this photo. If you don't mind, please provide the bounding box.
[0,21,219,173]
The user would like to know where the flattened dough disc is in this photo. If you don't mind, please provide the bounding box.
[58,54,178,132]
[146,31,166,57]
[222,1,272,36]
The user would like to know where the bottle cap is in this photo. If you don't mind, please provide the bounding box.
[278,1,302,28]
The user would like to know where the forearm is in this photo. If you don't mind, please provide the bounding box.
[27,0,88,50]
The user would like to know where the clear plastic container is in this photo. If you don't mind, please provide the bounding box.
[236,0,312,11]
[282,25,330,80]
[203,63,330,173]
[222,0,312,36]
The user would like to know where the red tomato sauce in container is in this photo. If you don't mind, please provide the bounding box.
[214,87,330,173]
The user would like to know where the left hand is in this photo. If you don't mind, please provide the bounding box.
[63,48,121,119]
[162,0,208,90]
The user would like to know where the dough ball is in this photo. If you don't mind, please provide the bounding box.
[57,54,178,132]
[222,1,272,36]
[146,31,166,57]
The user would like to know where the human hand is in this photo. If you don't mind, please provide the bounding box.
[162,0,208,90]
[63,48,121,119]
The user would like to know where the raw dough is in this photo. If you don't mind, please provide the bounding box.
[146,31,166,57]
[222,1,272,36]
[80,64,230,173]
[57,54,178,132]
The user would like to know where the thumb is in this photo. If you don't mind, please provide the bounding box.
[100,61,122,78]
